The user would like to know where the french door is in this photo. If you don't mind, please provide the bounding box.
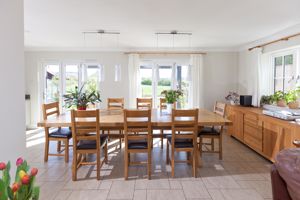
[140,63,191,108]
[41,62,102,111]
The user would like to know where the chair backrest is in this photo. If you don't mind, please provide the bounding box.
[137,98,152,110]
[171,109,199,143]
[42,102,60,120]
[107,98,124,110]
[159,98,176,111]
[213,102,226,117]
[123,109,152,142]
[71,109,100,147]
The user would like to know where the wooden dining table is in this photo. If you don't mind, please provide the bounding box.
[38,108,231,168]
[37,108,232,129]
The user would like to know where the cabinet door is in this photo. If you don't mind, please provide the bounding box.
[263,121,292,161]
[226,108,235,136]
[234,111,244,141]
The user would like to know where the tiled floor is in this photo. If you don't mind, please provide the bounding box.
[25,129,273,200]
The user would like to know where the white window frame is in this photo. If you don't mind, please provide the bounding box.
[271,49,298,93]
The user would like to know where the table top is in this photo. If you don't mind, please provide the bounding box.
[37,108,232,128]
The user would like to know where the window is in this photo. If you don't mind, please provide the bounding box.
[65,64,79,93]
[139,62,191,108]
[274,52,297,93]
[44,64,60,103]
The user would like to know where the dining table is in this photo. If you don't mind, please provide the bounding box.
[37,108,232,129]
[37,108,232,167]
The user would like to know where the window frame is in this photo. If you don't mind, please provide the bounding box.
[271,49,298,93]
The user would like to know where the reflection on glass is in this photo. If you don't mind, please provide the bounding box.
[45,65,60,103]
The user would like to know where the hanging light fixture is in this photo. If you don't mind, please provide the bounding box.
[115,34,121,82]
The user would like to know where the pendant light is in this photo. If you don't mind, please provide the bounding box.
[115,34,121,82]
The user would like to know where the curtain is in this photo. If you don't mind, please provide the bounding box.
[190,54,204,108]
[128,54,140,108]
[258,51,273,104]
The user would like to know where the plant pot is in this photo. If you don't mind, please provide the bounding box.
[166,103,175,115]
[277,100,287,107]
[77,105,87,110]
[288,101,299,109]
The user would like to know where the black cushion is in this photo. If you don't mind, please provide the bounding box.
[77,135,108,150]
[166,135,193,148]
[198,126,220,136]
[49,128,72,139]
[128,140,148,149]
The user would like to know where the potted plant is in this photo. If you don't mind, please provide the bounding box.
[0,158,40,200]
[63,84,101,110]
[161,89,183,114]
[285,89,300,109]
[260,95,273,107]
[225,92,239,105]
[271,91,287,107]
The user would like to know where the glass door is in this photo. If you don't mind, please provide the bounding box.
[44,64,61,103]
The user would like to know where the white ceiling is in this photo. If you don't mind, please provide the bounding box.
[24,0,300,51]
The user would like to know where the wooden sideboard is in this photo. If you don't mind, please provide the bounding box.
[226,105,300,162]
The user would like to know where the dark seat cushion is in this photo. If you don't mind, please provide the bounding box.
[128,140,148,149]
[49,128,72,139]
[77,135,108,150]
[166,135,193,148]
[198,126,220,136]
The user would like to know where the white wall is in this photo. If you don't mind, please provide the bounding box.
[0,1,25,162]
[203,52,239,110]
[25,51,238,126]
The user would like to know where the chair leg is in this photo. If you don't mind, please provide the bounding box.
[211,138,215,151]
[124,149,128,180]
[65,139,69,163]
[57,141,61,152]
[192,148,197,177]
[160,130,163,149]
[199,137,203,157]
[104,142,108,164]
[108,130,111,141]
[219,135,223,160]
[171,146,175,178]
[72,151,77,181]
[96,151,100,180]
[166,141,169,164]
[44,137,49,162]
[119,130,122,149]
[148,148,151,180]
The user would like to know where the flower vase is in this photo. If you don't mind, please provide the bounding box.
[77,105,87,110]
[166,103,174,115]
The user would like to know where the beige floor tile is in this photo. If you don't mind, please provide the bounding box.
[39,181,66,200]
[237,180,272,198]
[220,189,264,200]
[181,180,211,199]
[147,190,185,200]
[169,180,182,189]
[202,174,240,189]
[107,180,135,199]
[99,180,113,190]
[53,190,72,200]
[133,190,146,200]
[67,190,109,200]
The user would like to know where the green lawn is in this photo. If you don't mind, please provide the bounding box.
[141,85,170,97]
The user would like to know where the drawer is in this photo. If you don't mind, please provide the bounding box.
[244,113,259,127]
[244,134,263,152]
[244,124,262,140]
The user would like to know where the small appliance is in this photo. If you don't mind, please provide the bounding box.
[239,95,252,107]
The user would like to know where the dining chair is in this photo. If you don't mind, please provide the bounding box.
[71,109,108,181]
[166,109,199,178]
[105,98,124,148]
[136,98,152,110]
[124,109,152,180]
[42,102,72,163]
[198,102,226,160]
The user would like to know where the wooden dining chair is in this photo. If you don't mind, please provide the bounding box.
[71,109,108,181]
[105,98,124,148]
[166,109,199,178]
[42,102,72,163]
[198,102,226,160]
[124,109,152,180]
[136,98,152,110]
[107,98,124,110]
